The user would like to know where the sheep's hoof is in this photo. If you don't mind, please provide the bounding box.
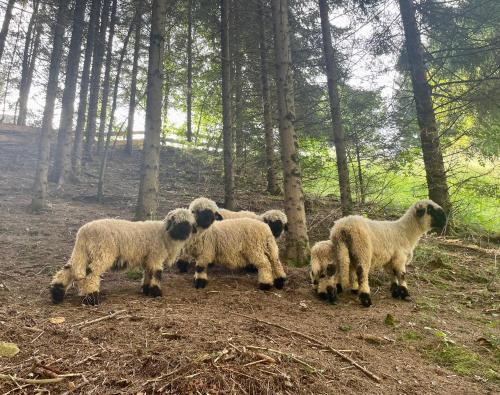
[317,291,328,300]
[359,292,372,307]
[194,278,207,289]
[82,292,100,306]
[50,283,65,304]
[258,283,272,291]
[326,286,337,304]
[390,282,400,298]
[398,286,410,300]
[176,260,190,273]
[149,285,162,298]
[273,277,286,289]
[336,284,343,294]
[142,284,151,295]
[351,289,359,295]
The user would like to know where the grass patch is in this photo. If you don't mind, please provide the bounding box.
[125,270,143,281]
[426,343,481,375]
[402,330,423,341]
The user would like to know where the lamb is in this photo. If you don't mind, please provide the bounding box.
[184,218,287,290]
[329,199,446,307]
[309,240,338,303]
[216,208,288,239]
[50,208,198,305]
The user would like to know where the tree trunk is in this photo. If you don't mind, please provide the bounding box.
[232,2,244,175]
[17,0,41,126]
[258,0,280,196]
[97,0,118,156]
[31,0,69,212]
[126,0,143,155]
[220,0,235,209]
[51,0,88,186]
[98,20,133,201]
[354,138,365,204]
[0,0,16,63]
[271,0,309,264]
[318,0,352,216]
[135,0,167,220]
[398,0,451,216]
[84,0,111,161]
[186,0,193,142]
[72,0,102,180]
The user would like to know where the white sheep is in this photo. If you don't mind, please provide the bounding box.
[309,240,338,303]
[330,199,446,307]
[50,208,198,305]
[215,208,288,239]
[184,218,287,290]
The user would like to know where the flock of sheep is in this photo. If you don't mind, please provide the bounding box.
[50,197,446,308]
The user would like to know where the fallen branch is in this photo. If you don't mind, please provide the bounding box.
[232,312,381,383]
[72,310,127,328]
[0,373,64,385]
[245,345,318,372]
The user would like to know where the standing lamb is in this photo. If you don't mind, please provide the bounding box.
[50,208,197,305]
[176,197,219,273]
[309,240,337,303]
[330,199,446,307]
[184,218,287,290]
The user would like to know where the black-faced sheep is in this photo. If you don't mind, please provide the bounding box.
[50,208,197,305]
[215,208,288,239]
[330,199,446,307]
[175,197,219,273]
[309,240,338,303]
[184,218,287,290]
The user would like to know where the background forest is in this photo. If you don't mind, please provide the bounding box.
[0,0,498,242]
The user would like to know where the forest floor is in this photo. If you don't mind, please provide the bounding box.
[0,138,498,394]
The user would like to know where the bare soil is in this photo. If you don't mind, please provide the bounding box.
[0,140,498,394]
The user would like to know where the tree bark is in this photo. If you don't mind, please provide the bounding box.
[398,0,451,216]
[258,0,280,195]
[354,138,365,204]
[51,0,88,186]
[318,0,352,216]
[31,0,69,212]
[17,0,41,126]
[72,0,102,180]
[0,0,16,63]
[98,20,133,201]
[126,0,143,155]
[232,1,244,175]
[271,0,309,264]
[135,0,167,220]
[220,0,235,209]
[186,0,193,142]
[84,0,111,161]
[97,0,118,156]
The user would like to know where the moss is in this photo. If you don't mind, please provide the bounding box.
[125,270,143,281]
[402,330,423,341]
[426,343,480,375]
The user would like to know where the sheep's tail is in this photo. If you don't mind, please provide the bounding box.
[50,238,89,304]
[266,235,287,282]
[332,228,356,291]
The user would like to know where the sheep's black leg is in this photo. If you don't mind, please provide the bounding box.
[142,269,153,295]
[176,259,190,273]
[194,264,208,289]
[356,266,372,307]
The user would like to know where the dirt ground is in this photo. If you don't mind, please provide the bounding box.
[0,139,498,394]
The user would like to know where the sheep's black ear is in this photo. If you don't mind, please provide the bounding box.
[284,223,289,231]
[165,219,173,231]
[192,224,197,234]
[215,212,223,221]
[415,207,425,217]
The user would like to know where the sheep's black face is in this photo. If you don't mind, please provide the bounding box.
[428,204,446,231]
[194,209,215,229]
[168,221,192,240]
[266,220,285,238]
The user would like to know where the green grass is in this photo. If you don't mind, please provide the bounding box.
[402,330,423,341]
[426,343,481,375]
[125,270,143,281]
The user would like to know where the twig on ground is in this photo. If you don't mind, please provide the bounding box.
[0,373,64,385]
[232,312,382,383]
[73,353,100,367]
[30,330,44,343]
[245,345,317,372]
[72,310,127,328]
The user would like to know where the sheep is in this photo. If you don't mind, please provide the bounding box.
[309,240,338,303]
[50,208,198,305]
[175,197,219,273]
[329,199,446,307]
[184,217,287,290]
[216,208,288,239]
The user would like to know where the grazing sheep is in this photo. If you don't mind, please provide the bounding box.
[176,197,220,273]
[50,208,198,305]
[330,199,446,307]
[309,240,338,303]
[184,218,287,290]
